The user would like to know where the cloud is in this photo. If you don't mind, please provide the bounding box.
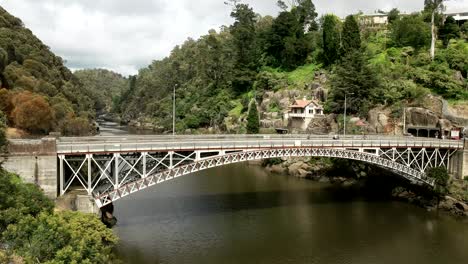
[1,0,447,76]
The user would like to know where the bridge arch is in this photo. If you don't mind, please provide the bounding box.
[95,147,434,207]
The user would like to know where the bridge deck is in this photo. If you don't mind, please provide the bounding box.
[56,135,464,154]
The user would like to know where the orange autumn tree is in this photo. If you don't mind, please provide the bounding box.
[11,91,55,134]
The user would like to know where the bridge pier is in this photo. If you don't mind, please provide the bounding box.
[2,138,58,198]
[449,140,468,180]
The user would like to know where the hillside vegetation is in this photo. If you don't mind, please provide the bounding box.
[110,1,467,133]
[0,7,100,136]
[74,69,128,113]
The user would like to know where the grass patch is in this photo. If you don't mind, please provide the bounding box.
[228,99,243,118]
[287,63,319,85]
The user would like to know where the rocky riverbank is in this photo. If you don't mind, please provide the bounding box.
[392,187,468,217]
[263,157,468,218]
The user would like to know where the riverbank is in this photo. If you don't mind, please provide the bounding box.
[262,157,468,218]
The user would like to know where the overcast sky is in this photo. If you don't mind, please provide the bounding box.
[1,0,467,75]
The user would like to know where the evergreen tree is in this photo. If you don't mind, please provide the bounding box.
[387,8,400,24]
[322,14,341,66]
[230,3,258,94]
[326,50,378,116]
[341,15,361,55]
[439,16,460,46]
[266,10,310,69]
[246,99,259,134]
[391,14,431,49]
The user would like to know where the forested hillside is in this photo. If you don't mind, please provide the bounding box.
[114,0,467,134]
[74,69,128,113]
[0,7,97,136]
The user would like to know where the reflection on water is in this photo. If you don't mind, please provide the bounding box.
[114,164,468,264]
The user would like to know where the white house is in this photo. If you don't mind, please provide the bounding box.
[359,13,388,26]
[287,98,324,119]
[285,98,324,131]
[444,8,468,24]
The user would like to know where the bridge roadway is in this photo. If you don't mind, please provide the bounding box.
[56,134,463,154]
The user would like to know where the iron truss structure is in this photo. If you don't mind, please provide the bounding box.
[57,146,458,208]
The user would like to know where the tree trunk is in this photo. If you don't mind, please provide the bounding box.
[430,10,436,60]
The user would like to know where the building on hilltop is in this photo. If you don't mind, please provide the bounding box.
[359,13,388,27]
[444,8,468,24]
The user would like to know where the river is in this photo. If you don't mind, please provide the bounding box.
[100,122,468,264]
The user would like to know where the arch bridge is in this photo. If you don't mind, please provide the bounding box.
[55,135,464,208]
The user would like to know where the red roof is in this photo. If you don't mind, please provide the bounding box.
[290,99,321,109]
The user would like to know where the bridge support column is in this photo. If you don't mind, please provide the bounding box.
[76,194,99,214]
[449,140,468,180]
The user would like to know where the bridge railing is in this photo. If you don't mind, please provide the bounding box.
[58,134,448,143]
[56,137,464,154]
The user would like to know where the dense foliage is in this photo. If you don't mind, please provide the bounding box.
[74,69,128,112]
[0,7,97,136]
[0,168,117,263]
[113,2,466,132]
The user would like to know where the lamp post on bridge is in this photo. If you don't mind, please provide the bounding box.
[173,84,177,136]
[343,92,354,136]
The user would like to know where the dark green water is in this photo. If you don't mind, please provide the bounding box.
[113,163,468,264]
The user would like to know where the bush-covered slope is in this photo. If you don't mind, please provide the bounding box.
[0,6,96,136]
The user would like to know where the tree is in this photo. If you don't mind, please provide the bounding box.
[439,16,460,46]
[427,166,450,209]
[322,14,342,66]
[246,99,259,134]
[230,3,258,93]
[424,0,446,60]
[265,10,310,69]
[294,0,319,32]
[461,21,468,37]
[3,211,117,263]
[11,92,55,133]
[391,14,431,49]
[341,15,361,55]
[0,111,6,151]
[387,8,400,24]
[326,50,379,116]
[0,169,54,234]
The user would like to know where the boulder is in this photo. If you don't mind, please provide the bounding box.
[455,201,468,212]
[296,168,309,178]
[288,161,305,176]
[269,164,287,174]
[437,119,453,131]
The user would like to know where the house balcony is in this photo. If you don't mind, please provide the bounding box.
[288,113,307,118]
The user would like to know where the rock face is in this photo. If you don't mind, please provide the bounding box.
[368,107,395,134]
[306,115,338,134]
[406,107,439,127]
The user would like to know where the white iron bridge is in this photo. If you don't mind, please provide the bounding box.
[56,135,464,208]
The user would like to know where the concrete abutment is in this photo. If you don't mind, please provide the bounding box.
[2,138,58,198]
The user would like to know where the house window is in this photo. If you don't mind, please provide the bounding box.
[309,109,314,114]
